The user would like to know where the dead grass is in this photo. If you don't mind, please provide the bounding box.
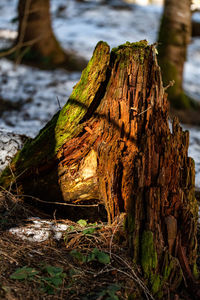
[0,189,199,300]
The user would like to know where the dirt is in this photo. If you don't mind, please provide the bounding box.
[0,190,199,300]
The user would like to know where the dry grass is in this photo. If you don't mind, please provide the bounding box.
[0,189,150,300]
[0,189,199,300]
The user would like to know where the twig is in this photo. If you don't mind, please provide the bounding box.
[13,194,99,208]
[57,96,61,110]
[131,106,152,116]
[8,163,18,194]
[164,80,175,92]
[108,252,155,300]
[0,249,19,265]
[109,216,123,258]
[136,106,152,116]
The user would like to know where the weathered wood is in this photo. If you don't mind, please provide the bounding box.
[0,41,199,297]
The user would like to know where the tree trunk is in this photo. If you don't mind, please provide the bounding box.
[13,0,86,70]
[0,41,199,298]
[192,20,200,36]
[157,0,192,109]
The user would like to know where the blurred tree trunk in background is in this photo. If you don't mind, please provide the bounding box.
[14,0,86,70]
[1,41,199,298]
[158,0,193,109]
[192,20,200,36]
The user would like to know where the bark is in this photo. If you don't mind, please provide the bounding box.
[192,20,200,36]
[13,0,86,70]
[157,0,192,109]
[0,41,199,298]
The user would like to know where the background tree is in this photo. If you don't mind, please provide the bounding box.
[157,0,195,109]
[12,0,86,70]
[1,41,199,298]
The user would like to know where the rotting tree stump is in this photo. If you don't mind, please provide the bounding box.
[0,41,199,298]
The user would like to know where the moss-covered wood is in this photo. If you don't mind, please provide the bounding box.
[0,40,199,298]
[8,0,86,70]
[157,0,192,109]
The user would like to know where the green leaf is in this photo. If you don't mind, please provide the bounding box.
[87,251,96,262]
[107,284,121,292]
[10,266,39,280]
[83,227,96,235]
[77,219,87,227]
[96,251,110,264]
[97,285,120,300]
[49,276,63,287]
[106,296,119,300]
[97,290,107,297]
[91,248,99,255]
[44,265,63,276]
[70,250,86,263]
[68,225,75,231]
[107,284,121,299]
[90,248,110,264]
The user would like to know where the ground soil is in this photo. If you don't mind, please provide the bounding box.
[0,190,199,300]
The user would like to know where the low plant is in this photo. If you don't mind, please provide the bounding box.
[10,264,66,295]
[70,247,110,265]
[82,284,121,300]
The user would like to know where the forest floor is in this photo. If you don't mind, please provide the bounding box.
[0,1,200,299]
[0,190,148,300]
[0,189,199,300]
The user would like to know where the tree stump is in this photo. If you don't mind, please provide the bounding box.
[0,41,199,298]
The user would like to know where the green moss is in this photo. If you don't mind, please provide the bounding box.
[125,214,135,233]
[161,252,183,292]
[157,15,199,110]
[111,40,149,69]
[158,58,192,109]
[158,16,184,50]
[141,230,158,277]
[162,252,174,281]
[111,40,149,54]
[128,291,142,300]
[150,274,161,295]
[193,263,199,280]
[54,41,110,151]
[156,291,164,299]
[0,41,111,186]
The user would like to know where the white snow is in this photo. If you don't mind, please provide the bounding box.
[0,0,200,189]
[9,217,69,242]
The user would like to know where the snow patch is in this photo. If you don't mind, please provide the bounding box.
[9,218,69,242]
[0,0,199,188]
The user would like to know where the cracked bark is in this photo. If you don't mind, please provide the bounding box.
[0,41,199,298]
